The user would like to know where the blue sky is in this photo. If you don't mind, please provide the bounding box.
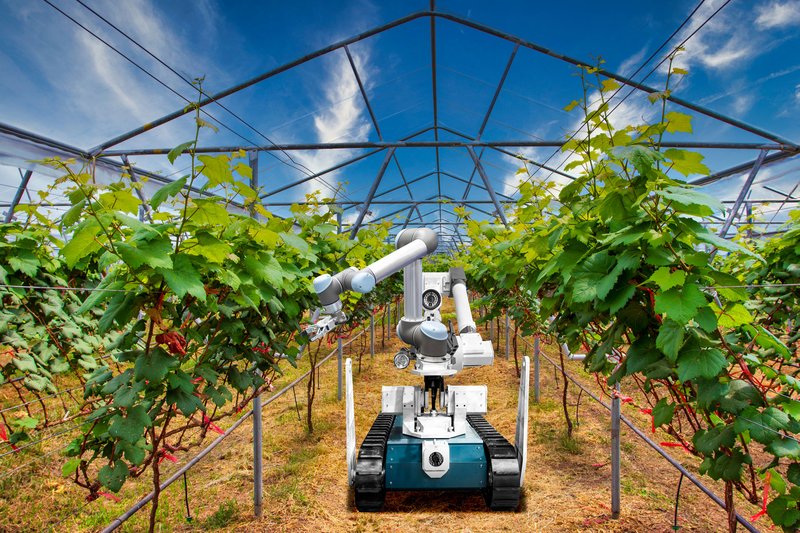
[1,0,799,242]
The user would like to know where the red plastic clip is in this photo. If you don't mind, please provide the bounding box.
[660,442,690,453]
[158,450,178,465]
[203,415,224,435]
[98,491,121,502]
[750,471,771,522]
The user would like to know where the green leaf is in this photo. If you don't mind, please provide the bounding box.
[694,306,718,333]
[185,233,232,264]
[768,437,800,459]
[716,303,753,328]
[625,335,661,374]
[654,283,708,325]
[656,320,684,361]
[718,380,764,414]
[188,199,230,226]
[279,232,310,255]
[98,292,136,333]
[150,176,186,209]
[734,407,789,445]
[117,440,147,465]
[742,324,791,359]
[108,404,151,443]
[646,267,686,291]
[787,463,800,486]
[166,388,204,417]
[693,425,735,454]
[663,149,709,177]
[8,250,39,277]
[60,223,103,267]
[660,185,722,215]
[244,254,283,287]
[61,199,86,228]
[62,458,81,477]
[134,347,177,383]
[98,190,140,214]
[694,228,762,261]
[98,460,129,492]
[77,277,125,315]
[157,255,206,300]
[605,284,635,314]
[167,141,195,164]
[665,111,692,133]
[14,416,39,430]
[653,398,676,428]
[677,344,726,382]
[116,237,174,270]
[198,155,231,187]
[571,252,619,303]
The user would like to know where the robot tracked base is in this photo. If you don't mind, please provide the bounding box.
[352,414,521,512]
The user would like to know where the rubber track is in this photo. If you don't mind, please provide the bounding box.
[467,413,521,510]
[353,413,395,512]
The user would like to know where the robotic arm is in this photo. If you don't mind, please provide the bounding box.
[305,228,439,341]
[306,227,493,378]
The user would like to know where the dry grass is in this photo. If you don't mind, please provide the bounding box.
[0,317,763,532]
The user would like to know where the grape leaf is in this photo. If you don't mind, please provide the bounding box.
[647,267,686,291]
[98,460,129,492]
[654,284,708,324]
[157,255,206,300]
[150,176,187,209]
[108,404,151,443]
[677,345,726,382]
[656,320,684,361]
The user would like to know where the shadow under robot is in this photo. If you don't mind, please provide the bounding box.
[306,228,530,511]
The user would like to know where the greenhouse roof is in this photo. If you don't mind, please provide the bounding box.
[1,0,799,252]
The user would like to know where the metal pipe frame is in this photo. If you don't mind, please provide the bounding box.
[3,169,33,223]
[349,148,396,238]
[467,146,509,226]
[89,9,799,157]
[717,149,768,239]
[98,139,794,157]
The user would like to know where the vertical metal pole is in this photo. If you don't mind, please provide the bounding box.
[387,302,392,340]
[717,149,767,240]
[370,313,375,358]
[611,382,621,519]
[490,317,494,343]
[337,337,343,401]
[505,313,510,359]
[3,170,33,224]
[253,391,263,516]
[247,151,263,518]
[533,337,540,403]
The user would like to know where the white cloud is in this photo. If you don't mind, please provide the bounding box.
[617,47,648,77]
[731,93,755,115]
[755,0,800,29]
[671,0,757,72]
[0,0,233,187]
[292,49,372,199]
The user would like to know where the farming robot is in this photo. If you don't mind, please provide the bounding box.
[306,228,530,511]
